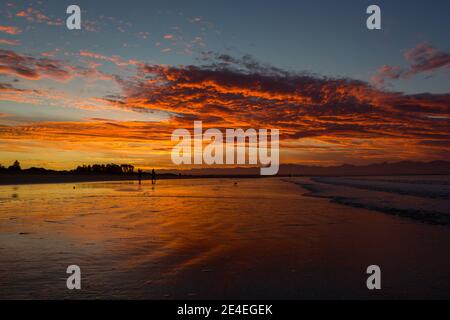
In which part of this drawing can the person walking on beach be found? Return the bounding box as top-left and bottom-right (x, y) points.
(151, 169), (156, 185)
(138, 169), (142, 184)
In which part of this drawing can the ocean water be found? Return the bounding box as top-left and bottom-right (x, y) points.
(1, 177), (450, 299)
(291, 175), (450, 225)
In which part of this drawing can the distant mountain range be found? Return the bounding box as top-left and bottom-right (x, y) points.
(159, 160), (450, 176)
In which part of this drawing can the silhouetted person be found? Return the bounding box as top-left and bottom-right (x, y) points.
(151, 169), (156, 184)
(138, 169), (143, 184)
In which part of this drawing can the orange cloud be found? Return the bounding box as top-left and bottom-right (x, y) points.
(0, 52), (449, 168)
(373, 43), (450, 85)
(15, 7), (63, 26)
(105, 55), (450, 159)
(79, 50), (141, 68)
(0, 25), (21, 35)
(0, 38), (20, 45)
(403, 42), (450, 78)
(0, 49), (117, 83)
(0, 49), (73, 80)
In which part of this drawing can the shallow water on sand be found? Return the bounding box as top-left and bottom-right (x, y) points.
(1, 178), (450, 299)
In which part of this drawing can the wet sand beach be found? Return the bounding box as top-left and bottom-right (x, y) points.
(1, 177), (450, 299)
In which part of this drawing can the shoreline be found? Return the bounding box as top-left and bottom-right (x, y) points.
(1, 172), (450, 186)
(285, 177), (450, 227)
(0, 173), (270, 186)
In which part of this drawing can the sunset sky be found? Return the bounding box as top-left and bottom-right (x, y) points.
(0, 0), (449, 170)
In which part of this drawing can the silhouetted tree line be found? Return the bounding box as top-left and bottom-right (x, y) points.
(74, 163), (135, 174)
(0, 160), (22, 172)
(0, 160), (137, 175)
